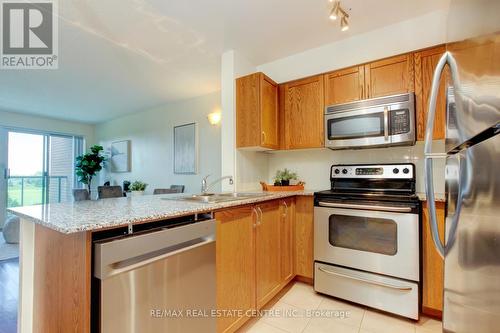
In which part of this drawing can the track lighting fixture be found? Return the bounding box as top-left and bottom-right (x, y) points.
(341, 16), (349, 31)
(329, 1), (340, 20)
(328, 1), (350, 32)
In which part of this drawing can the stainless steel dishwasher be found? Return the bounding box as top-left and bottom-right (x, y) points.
(94, 218), (216, 333)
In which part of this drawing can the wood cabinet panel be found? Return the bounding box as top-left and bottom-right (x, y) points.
(414, 45), (447, 141)
(294, 196), (314, 279)
(283, 76), (324, 149)
(261, 75), (280, 148)
(422, 201), (446, 317)
(365, 54), (414, 98)
(215, 206), (256, 333)
(324, 65), (365, 105)
(255, 200), (282, 308)
(33, 224), (91, 333)
(280, 198), (295, 285)
(236, 73), (279, 149)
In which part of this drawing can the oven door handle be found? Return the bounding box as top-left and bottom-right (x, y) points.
(318, 267), (413, 292)
(317, 201), (412, 213)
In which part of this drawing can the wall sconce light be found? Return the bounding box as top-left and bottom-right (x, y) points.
(207, 111), (221, 125)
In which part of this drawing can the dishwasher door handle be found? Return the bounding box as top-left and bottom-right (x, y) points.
(101, 236), (214, 279)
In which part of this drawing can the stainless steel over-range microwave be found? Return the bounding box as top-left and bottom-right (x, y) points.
(324, 93), (416, 149)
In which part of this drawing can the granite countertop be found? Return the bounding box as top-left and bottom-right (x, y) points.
(8, 191), (314, 234)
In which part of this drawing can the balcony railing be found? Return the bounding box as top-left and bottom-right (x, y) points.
(7, 175), (69, 208)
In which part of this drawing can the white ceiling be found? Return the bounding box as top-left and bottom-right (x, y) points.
(0, 0), (449, 124)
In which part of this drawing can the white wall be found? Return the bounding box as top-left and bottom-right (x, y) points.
(95, 92), (222, 194)
(257, 9), (448, 83)
(0, 109), (95, 145)
(266, 141), (446, 195)
(220, 50), (271, 191)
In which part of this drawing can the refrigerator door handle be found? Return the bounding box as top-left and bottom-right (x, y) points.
(424, 51), (460, 259)
(444, 154), (467, 253)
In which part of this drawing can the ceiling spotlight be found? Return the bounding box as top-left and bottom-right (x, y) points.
(329, 1), (340, 20)
(341, 16), (349, 31)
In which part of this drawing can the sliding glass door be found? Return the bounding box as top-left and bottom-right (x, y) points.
(0, 129), (84, 226)
(6, 132), (46, 209)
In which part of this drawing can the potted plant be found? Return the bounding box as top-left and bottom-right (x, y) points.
(75, 145), (106, 199)
(274, 168), (298, 186)
(129, 181), (148, 196)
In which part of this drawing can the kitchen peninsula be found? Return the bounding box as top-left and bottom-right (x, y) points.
(9, 191), (314, 333)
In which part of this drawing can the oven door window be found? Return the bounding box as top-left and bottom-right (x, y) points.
(327, 113), (384, 140)
(329, 214), (398, 255)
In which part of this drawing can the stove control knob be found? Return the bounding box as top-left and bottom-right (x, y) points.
(334, 168), (340, 175)
(342, 169), (348, 175)
(393, 168), (399, 174)
(403, 168), (410, 174)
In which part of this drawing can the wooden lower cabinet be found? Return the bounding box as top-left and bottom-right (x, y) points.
(215, 199), (296, 333)
(256, 201), (282, 308)
(280, 198), (295, 285)
(215, 206), (256, 333)
(422, 201), (446, 317)
(294, 196), (314, 279)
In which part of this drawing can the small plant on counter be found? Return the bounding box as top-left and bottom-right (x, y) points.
(75, 145), (106, 198)
(129, 181), (148, 192)
(274, 168), (298, 186)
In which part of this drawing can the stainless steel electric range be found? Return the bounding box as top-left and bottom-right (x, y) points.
(313, 163), (420, 320)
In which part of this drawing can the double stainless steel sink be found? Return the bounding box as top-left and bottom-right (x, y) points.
(166, 192), (272, 204)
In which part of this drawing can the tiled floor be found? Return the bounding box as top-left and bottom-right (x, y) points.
(240, 282), (442, 333)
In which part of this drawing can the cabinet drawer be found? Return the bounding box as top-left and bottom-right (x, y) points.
(314, 262), (419, 319)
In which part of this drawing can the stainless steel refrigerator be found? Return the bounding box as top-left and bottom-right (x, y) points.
(424, 0), (500, 332)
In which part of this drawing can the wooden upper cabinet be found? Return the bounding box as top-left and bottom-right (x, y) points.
(364, 53), (415, 99)
(414, 45), (447, 141)
(255, 200), (282, 309)
(324, 65), (365, 105)
(215, 206), (256, 333)
(236, 72), (279, 150)
(283, 75), (324, 149)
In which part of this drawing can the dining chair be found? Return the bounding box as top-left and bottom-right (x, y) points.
(73, 189), (90, 201)
(153, 188), (178, 195)
(98, 186), (124, 199)
(170, 185), (185, 193)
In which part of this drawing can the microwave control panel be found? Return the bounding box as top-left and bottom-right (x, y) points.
(390, 109), (410, 135)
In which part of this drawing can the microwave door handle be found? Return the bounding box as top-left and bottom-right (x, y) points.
(384, 107), (389, 141)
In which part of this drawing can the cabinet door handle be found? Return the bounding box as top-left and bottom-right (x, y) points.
(251, 208), (258, 228)
(282, 201), (288, 217)
(257, 207), (263, 225)
(261, 131), (266, 144)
